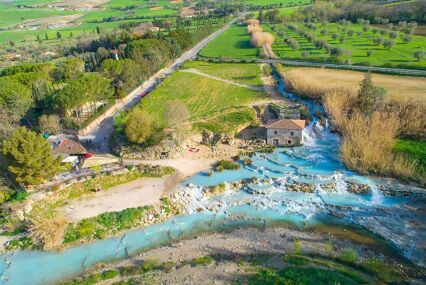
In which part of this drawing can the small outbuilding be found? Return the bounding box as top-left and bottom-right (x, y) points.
(48, 134), (90, 170)
(265, 119), (306, 146)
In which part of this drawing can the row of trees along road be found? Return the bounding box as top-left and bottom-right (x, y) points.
(0, 23), (217, 188)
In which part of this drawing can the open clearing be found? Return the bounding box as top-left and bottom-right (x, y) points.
(199, 24), (258, 59)
(285, 67), (426, 103)
(182, 61), (263, 87)
(132, 68), (265, 132)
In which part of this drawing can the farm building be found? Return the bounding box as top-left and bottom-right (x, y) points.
(48, 134), (91, 170)
(265, 119), (306, 146)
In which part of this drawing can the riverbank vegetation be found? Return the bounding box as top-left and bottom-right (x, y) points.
(1, 164), (174, 250)
(281, 65), (426, 185)
(62, 233), (418, 285)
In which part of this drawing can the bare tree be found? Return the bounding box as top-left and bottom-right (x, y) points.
(165, 100), (191, 146)
(39, 114), (61, 135)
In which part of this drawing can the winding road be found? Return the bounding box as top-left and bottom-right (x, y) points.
(80, 17), (239, 153)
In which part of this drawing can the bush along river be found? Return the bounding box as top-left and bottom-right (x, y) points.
(0, 68), (425, 285)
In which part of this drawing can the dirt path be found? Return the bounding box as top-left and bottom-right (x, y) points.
(124, 158), (216, 178)
(180, 68), (264, 91)
(62, 173), (181, 222)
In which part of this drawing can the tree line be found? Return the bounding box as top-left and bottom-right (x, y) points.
(0, 23), (217, 187)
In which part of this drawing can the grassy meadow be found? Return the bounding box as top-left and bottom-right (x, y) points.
(182, 61), (263, 86)
(130, 66), (264, 132)
(199, 24), (259, 59)
(282, 67), (426, 103)
(267, 22), (426, 69)
(242, 0), (311, 5)
(393, 139), (426, 171)
(0, 0), (182, 47)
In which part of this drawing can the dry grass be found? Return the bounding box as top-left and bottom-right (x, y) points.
(281, 65), (425, 182)
(385, 101), (426, 139)
(282, 67), (426, 103)
(28, 211), (68, 250)
(339, 111), (417, 178)
(245, 19), (260, 26)
(323, 90), (422, 182)
(323, 88), (357, 127)
(250, 31), (275, 48)
(247, 24), (262, 34)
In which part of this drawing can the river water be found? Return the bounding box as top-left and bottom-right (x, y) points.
(0, 69), (425, 285)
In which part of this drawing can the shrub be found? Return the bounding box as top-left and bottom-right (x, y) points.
(28, 212), (68, 250)
(215, 160), (240, 170)
(102, 269), (119, 279)
(383, 39), (396, 49)
(339, 248), (358, 264)
(160, 261), (177, 272)
(292, 239), (302, 255)
(215, 165), (224, 172)
(192, 256), (214, 266)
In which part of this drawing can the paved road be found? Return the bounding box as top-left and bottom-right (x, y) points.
(80, 17), (239, 153)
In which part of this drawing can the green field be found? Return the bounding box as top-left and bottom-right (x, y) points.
(0, 0), (183, 46)
(393, 139), (426, 170)
(183, 61), (263, 86)
(199, 24), (258, 59)
(0, 6), (78, 29)
(242, 0), (310, 5)
(129, 69), (264, 132)
(267, 22), (426, 69)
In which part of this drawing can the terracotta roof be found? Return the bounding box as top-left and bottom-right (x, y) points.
(265, 119), (306, 130)
(52, 138), (87, 155)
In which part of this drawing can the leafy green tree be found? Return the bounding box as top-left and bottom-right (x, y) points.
(389, 31), (398, 39)
(258, 9), (265, 23)
(38, 114), (61, 134)
(125, 109), (155, 144)
(165, 100), (190, 146)
(45, 32), (48, 40)
(169, 29), (193, 50)
(402, 34), (412, 43)
(414, 51), (425, 61)
(0, 77), (32, 119)
(383, 39), (396, 49)
(36, 35), (42, 43)
(56, 31), (62, 39)
(2, 127), (61, 186)
(53, 73), (112, 120)
(357, 73), (384, 115)
(287, 38), (299, 50)
(99, 59), (141, 95)
(373, 36), (384, 45)
(50, 58), (85, 82)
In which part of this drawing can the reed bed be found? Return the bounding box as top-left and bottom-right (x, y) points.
(281, 67), (425, 184)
